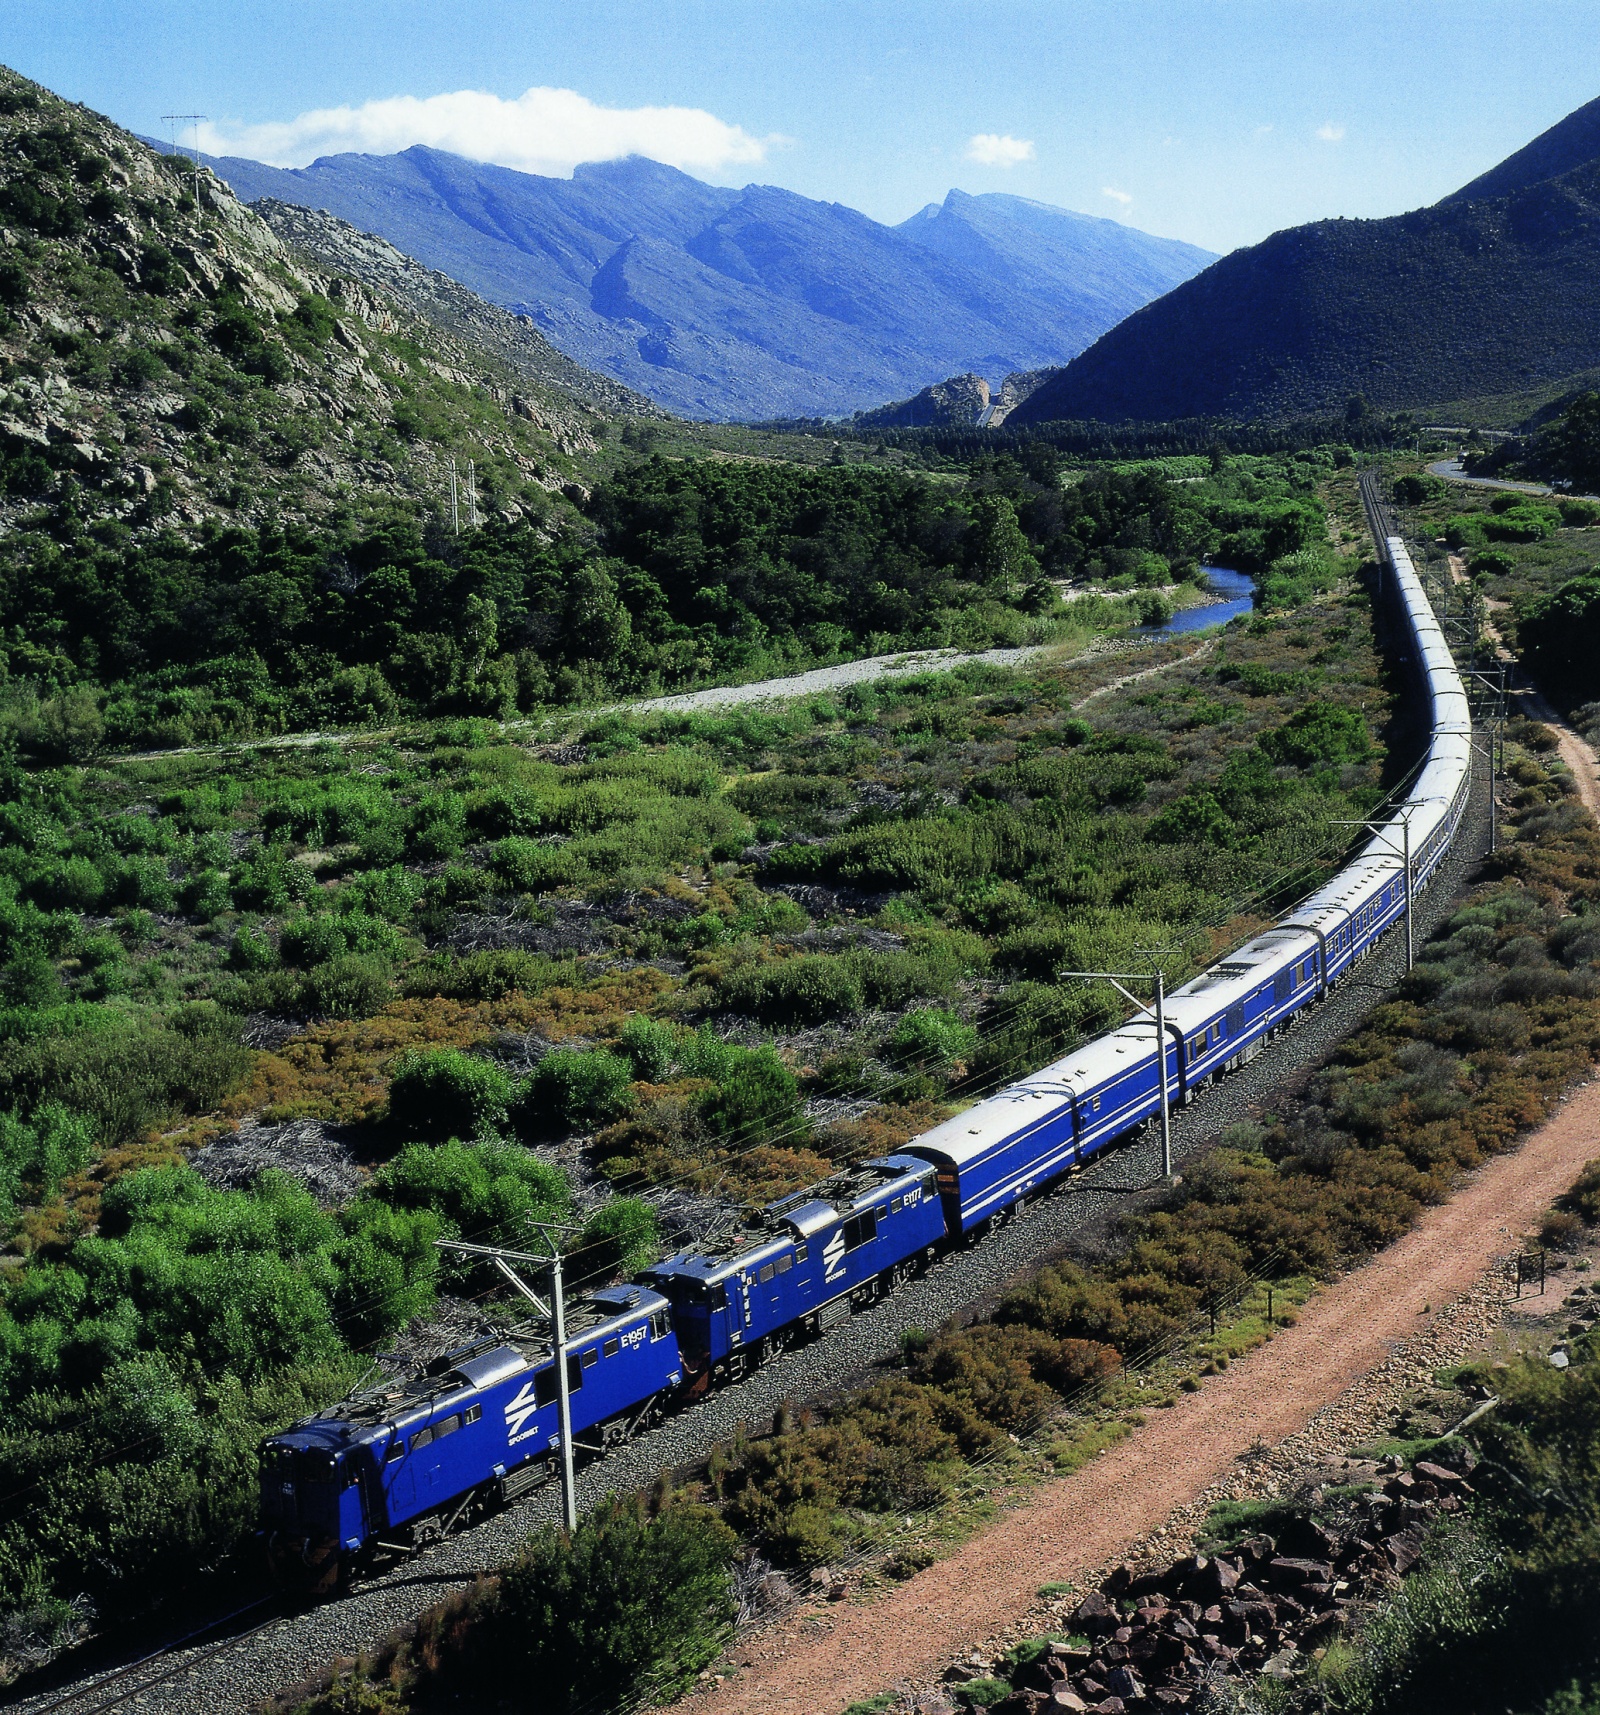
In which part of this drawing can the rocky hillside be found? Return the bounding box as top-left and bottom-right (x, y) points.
(0, 64), (632, 548)
(192, 146), (1214, 421)
(251, 199), (662, 421)
(1010, 97), (1600, 426)
(856, 371), (994, 428)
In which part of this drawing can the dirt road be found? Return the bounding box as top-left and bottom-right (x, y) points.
(692, 1078), (1600, 1715)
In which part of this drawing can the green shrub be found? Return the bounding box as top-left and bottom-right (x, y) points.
(520, 1049), (635, 1135)
(492, 836), (581, 894)
(618, 1014), (680, 1082)
(304, 954), (393, 1020)
(890, 1007), (978, 1068)
(718, 955), (865, 1025)
(0, 1101), (94, 1222)
(280, 911), (404, 967)
(436, 1498), (737, 1711)
(400, 949), (575, 1002)
(387, 1048), (518, 1140)
(576, 1198), (661, 1283)
(366, 1138), (569, 1257)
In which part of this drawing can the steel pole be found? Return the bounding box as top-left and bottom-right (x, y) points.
(1155, 970), (1171, 1179)
(1490, 735), (1498, 855)
(550, 1248), (578, 1534)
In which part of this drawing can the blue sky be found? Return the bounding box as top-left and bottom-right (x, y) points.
(5, 0), (1598, 253)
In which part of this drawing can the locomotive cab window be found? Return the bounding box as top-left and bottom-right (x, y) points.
(842, 1209), (877, 1251)
(650, 1309), (671, 1340)
(465, 1404), (481, 1424)
(794, 1242), (809, 1263)
(386, 1439), (405, 1463)
(758, 1263), (775, 1284)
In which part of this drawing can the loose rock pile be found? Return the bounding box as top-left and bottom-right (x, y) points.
(962, 1451), (1477, 1714)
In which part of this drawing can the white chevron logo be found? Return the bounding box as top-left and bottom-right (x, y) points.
(823, 1227), (846, 1282)
(504, 1380), (541, 1442)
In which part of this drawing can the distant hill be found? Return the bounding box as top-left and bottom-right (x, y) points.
(182, 145), (1213, 421)
(1443, 93), (1600, 204)
(1011, 98), (1600, 427)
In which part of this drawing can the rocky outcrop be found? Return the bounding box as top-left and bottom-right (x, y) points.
(961, 1450), (1478, 1713)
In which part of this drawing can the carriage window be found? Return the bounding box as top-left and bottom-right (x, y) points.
(1092, 1095), (1101, 1112)
(890, 1196), (902, 1213)
(758, 1263), (775, 1284)
(603, 1337), (620, 1358)
(776, 1254), (793, 1274)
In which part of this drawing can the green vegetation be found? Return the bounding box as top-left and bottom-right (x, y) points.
(287, 1496), (739, 1715)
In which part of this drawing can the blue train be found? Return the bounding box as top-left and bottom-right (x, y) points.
(262, 527), (1472, 1589)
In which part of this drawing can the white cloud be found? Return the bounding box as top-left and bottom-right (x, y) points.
(965, 133), (1035, 168)
(1316, 122), (1346, 143)
(197, 85), (774, 177)
(1102, 186), (1133, 206)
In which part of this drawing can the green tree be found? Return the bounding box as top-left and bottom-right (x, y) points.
(463, 1499), (738, 1711)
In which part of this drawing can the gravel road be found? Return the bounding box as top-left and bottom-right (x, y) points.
(6, 762), (1493, 1715)
(599, 643), (1063, 716)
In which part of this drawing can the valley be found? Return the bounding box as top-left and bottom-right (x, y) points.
(1, 36), (1600, 1715)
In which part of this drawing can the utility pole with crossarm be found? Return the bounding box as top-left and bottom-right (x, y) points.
(433, 1220), (584, 1533)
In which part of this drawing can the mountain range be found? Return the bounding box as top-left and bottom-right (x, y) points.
(184, 144), (1214, 420)
(1011, 95), (1600, 427)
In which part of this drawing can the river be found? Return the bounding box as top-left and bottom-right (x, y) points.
(1141, 564), (1255, 637)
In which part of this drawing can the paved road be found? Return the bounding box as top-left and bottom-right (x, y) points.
(1427, 458), (1600, 503)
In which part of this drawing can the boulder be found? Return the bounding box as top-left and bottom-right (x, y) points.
(1048, 1691), (1089, 1714)
(1265, 1558), (1335, 1587)
(1106, 1667), (1145, 1702)
(1072, 1592), (1120, 1634)
(1384, 1525), (1426, 1576)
